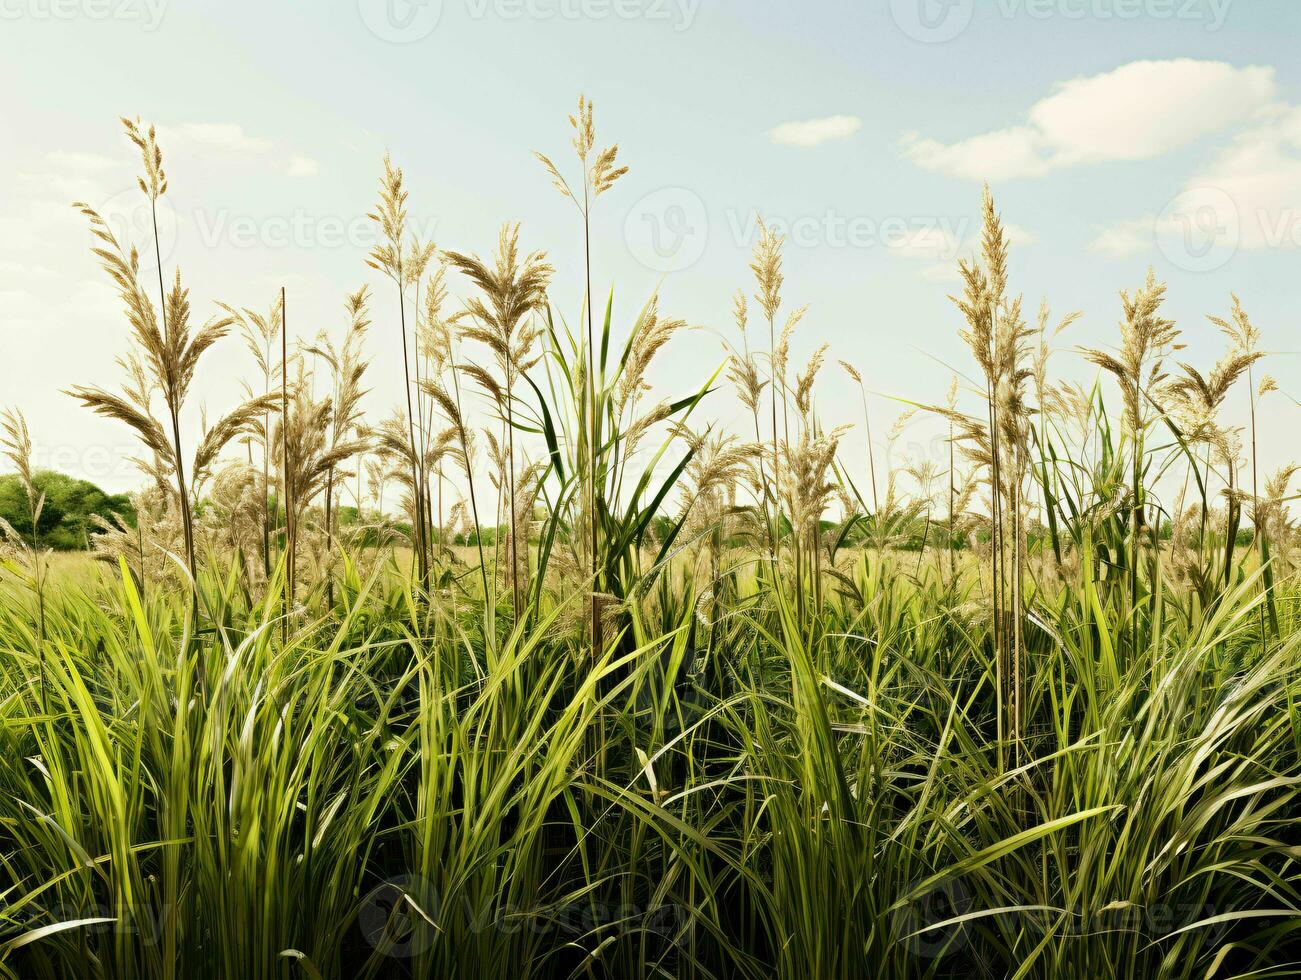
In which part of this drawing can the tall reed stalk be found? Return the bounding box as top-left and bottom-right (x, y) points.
(368, 155), (429, 585)
(536, 95), (627, 647)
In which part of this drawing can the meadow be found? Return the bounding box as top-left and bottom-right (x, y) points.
(0, 102), (1299, 979)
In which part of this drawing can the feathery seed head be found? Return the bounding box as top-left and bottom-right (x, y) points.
(536, 94), (628, 208)
(751, 218), (785, 323)
(732, 289), (748, 334)
(122, 117), (167, 201)
(445, 223), (553, 376)
(1209, 293), (1261, 355)
(367, 153), (409, 282)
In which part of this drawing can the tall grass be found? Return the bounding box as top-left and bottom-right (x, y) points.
(0, 104), (1299, 979)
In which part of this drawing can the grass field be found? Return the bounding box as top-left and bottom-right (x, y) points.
(0, 108), (1299, 979)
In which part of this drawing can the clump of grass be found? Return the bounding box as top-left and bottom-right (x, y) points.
(67, 120), (275, 637)
(0, 408), (49, 707)
(536, 95), (628, 645)
(368, 154), (431, 585)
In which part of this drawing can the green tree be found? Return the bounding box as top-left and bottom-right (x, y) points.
(0, 471), (134, 550)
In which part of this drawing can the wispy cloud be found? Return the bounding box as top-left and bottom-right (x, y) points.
(160, 122), (320, 179)
(287, 156), (320, 177)
(0, 259), (56, 279)
(902, 59), (1278, 180)
(167, 122), (274, 154)
(888, 225), (958, 261)
(45, 151), (115, 173)
(1003, 223), (1036, 247)
(1092, 103), (1301, 257)
(1090, 217), (1155, 258)
(889, 221), (1034, 264)
(920, 262), (961, 284)
(769, 114), (861, 148)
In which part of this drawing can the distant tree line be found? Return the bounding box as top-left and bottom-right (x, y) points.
(0, 471), (134, 551)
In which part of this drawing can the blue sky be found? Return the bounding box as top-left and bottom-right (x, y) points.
(2, 0), (1300, 495)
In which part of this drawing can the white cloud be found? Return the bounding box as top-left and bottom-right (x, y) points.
(889, 221), (1032, 267)
(287, 156), (320, 177)
(159, 124), (320, 179)
(167, 123), (274, 154)
(65, 278), (125, 320)
(45, 151), (115, 173)
(1003, 223), (1036, 247)
(0, 259), (56, 279)
(903, 60), (1278, 180)
(889, 225), (958, 261)
(920, 262), (961, 284)
(156, 123), (321, 179)
(17, 170), (111, 206)
(0, 288), (50, 332)
(1029, 60), (1275, 164)
(1193, 106), (1301, 250)
(1090, 217), (1153, 258)
(769, 115), (861, 148)
(902, 126), (1051, 181)
(1092, 104), (1301, 258)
